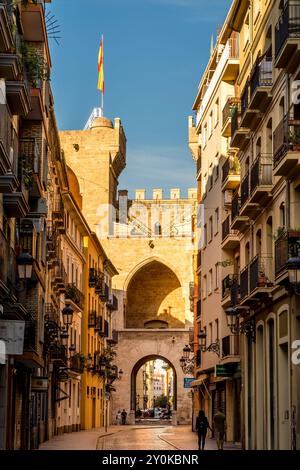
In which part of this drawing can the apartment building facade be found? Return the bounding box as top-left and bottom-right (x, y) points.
(190, 0), (300, 450)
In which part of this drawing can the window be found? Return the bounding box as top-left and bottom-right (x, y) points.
(215, 263), (219, 289)
(279, 202), (285, 228)
(209, 269), (213, 294)
(203, 275), (207, 298)
(209, 111), (213, 137)
(214, 154), (219, 181)
(215, 208), (219, 234)
(204, 224), (207, 247)
(215, 99), (219, 126)
(244, 13), (250, 49)
(203, 123), (207, 147)
(209, 322), (213, 343)
(209, 216), (213, 242)
(215, 319), (219, 341)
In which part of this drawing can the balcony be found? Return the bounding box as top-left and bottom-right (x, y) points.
(107, 294), (118, 311)
(94, 315), (103, 334)
(240, 265), (249, 301)
(249, 154), (273, 205)
(25, 85), (44, 121)
(249, 55), (273, 111)
(104, 319), (109, 337)
(196, 35), (239, 126)
(240, 256), (274, 305)
(20, 1), (48, 42)
(6, 80), (31, 117)
(46, 221), (57, 263)
(45, 303), (60, 326)
(0, 103), (15, 176)
(50, 344), (67, 367)
(65, 283), (84, 311)
(52, 260), (67, 293)
(275, 1), (300, 71)
(107, 329), (118, 346)
(88, 310), (97, 328)
(19, 138), (43, 198)
(275, 230), (300, 279)
(221, 154), (240, 191)
(222, 335), (240, 359)
(222, 215), (239, 250)
(230, 275), (240, 308)
(231, 190), (249, 232)
(231, 104), (250, 150)
(273, 114), (300, 177)
(222, 274), (235, 308)
(23, 316), (36, 352)
(0, 53), (21, 80)
(0, 3), (14, 52)
(52, 197), (65, 232)
(69, 354), (84, 374)
(239, 172), (260, 218)
(239, 81), (261, 131)
(96, 281), (109, 301)
(0, 229), (17, 296)
(89, 267), (99, 287)
(222, 97), (240, 138)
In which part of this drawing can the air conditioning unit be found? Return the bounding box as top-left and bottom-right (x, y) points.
(224, 190), (233, 206)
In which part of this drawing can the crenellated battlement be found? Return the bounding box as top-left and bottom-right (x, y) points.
(125, 188), (197, 202)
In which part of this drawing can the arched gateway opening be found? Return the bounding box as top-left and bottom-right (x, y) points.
(126, 260), (185, 329)
(131, 355), (177, 422)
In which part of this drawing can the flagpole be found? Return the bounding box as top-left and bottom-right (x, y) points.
(101, 34), (104, 117)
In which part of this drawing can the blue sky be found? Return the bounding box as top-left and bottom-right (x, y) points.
(49, 0), (231, 197)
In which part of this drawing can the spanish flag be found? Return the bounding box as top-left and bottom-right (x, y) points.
(98, 36), (104, 93)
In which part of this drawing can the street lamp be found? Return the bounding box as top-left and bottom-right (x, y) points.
(198, 330), (207, 352)
(179, 345), (194, 375)
(224, 307), (256, 342)
(197, 330), (220, 356)
(287, 256), (300, 295)
(62, 305), (74, 329)
(17, 251), (34, 279)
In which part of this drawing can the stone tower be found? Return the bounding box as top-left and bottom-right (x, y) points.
(60, 115), (196, 425)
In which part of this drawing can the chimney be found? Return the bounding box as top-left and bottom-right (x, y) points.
(118, 190), (128, 224)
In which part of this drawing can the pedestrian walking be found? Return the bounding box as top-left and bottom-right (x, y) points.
(116, 410), (122, 425)
(213, 408), (226, 450)
(121, 409), (127, 425)
(195, 410), (212, 450)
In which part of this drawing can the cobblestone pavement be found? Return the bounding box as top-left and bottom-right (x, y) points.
(39, 424), (241, 451)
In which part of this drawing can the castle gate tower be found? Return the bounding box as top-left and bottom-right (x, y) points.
(60, 115), (196, 424)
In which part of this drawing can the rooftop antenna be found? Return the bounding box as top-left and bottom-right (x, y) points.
(45, 12), (62, 45)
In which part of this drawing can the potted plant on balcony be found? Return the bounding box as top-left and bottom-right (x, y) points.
(257, 271), (268, 287)
(288, 128), (300, 151)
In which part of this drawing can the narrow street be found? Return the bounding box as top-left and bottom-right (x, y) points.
(39, 425), (241, 451)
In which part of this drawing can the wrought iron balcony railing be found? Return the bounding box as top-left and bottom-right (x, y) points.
(65, 283), (85, 310)
(275, 230), (300, 275)
(273, 114), (300, 169)
(250, 56), (273, 98)
(107, 294), (118, 311)
(222, 274), (235, 299)
(240, 172), (249, 207)
(275, 1), (300, 59)
(250, 154), (273, 194)
(88, 310), (97, 328)
(231, 190), (240, 222)
(222, 155), (240, 183)
(222, 335), (240, 357)
(222, 97), (240, 129)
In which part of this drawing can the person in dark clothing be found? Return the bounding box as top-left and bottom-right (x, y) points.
(195, 410), (212, 450)
(121, 409), (127, 425)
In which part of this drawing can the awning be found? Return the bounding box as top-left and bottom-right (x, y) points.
(191, 375), (212, 399)
(190, 374), (208, 387)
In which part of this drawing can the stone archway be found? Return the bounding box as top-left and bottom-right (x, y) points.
(130, 355), (177, 413)
(125, 260), (185, 329)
